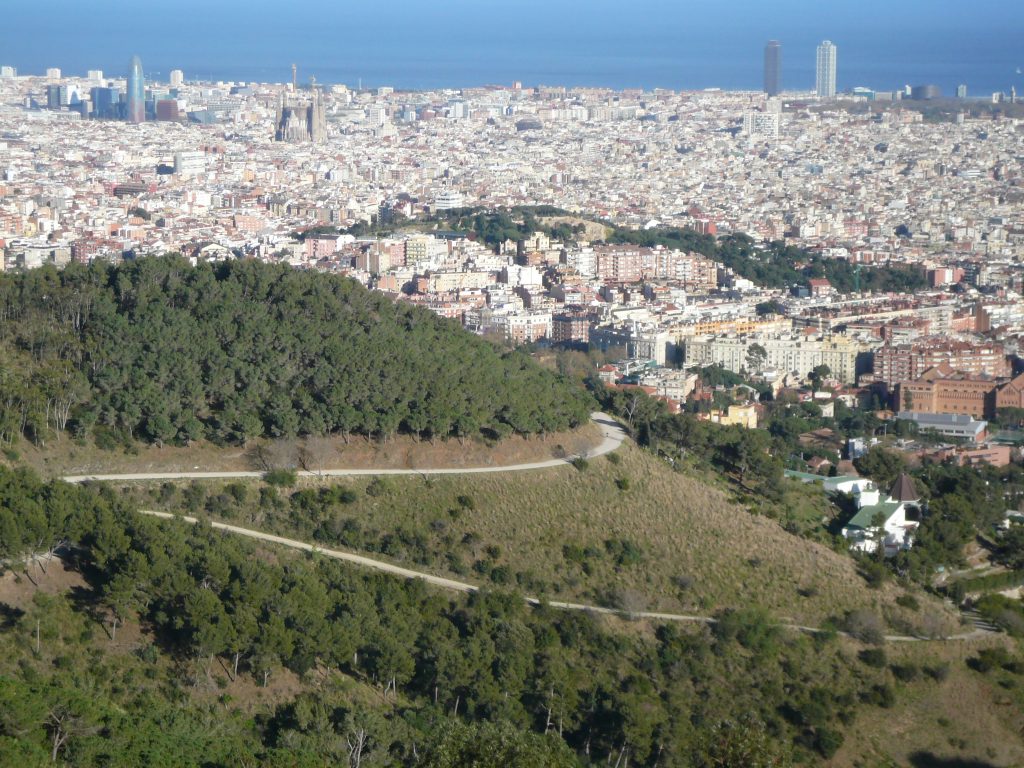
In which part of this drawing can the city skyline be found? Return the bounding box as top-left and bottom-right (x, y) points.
(1, 1), (1022, 94)
(4, 46), (1011, 104)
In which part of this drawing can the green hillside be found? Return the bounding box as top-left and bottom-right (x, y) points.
(0, 257), (591, 448)
(4, 466), (1022, 767)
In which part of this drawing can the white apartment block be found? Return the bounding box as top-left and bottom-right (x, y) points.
(685, 333), (871, 383)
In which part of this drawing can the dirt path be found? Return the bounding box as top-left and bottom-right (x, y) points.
(62, 413), (626, 484)
(137, 510), (993, 644)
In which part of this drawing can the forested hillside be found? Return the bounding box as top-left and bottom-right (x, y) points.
(1, 465), (989, 766)
(0, 257), (591, 447)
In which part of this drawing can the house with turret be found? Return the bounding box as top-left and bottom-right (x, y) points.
(840, 473), (922, 556)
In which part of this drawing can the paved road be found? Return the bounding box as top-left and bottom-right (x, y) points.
(63, 413), (626, 484)
(137, 510), (992, 643)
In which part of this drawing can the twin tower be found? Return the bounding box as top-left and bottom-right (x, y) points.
(763, 40), (838, 98)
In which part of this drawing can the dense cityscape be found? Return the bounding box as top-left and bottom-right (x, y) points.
(3, 54), (1024, 435)
(2, 16), (1024, 768)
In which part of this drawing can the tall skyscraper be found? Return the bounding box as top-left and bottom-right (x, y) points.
(816, 40), (837, 98)
(46, 84), (67, 110)
(764, 40), (781, 96)
(90, 86), (120, 119)
(127, 55), (145, 123)
(169, 69), (184, 88)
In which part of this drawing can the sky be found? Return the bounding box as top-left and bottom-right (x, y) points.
(1, 0), (1022, 92)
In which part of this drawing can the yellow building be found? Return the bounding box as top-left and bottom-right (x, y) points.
(705, 403), (759, 429)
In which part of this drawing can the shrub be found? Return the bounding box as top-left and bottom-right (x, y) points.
(924, 663), (951, 682)
(955, 570), (1024, 595)
(860, 560), (888, 589)
(975, 594), (1024, 637)
(445, 552), (467, 576)
(93, 425), (121, 451)
(158, 483), (177, 505)
(895, 594), (920, 611)
(712, 607), (779, 655)
(863, 683), (895, 708)
(814, 727), (844, 759)
(843, 609), (886, 645)
(604, 538), (643, 567)
(366, 477), (391, 497)
(205, 493), (234, 517)
(967, 647), (1012, 674)
(570, 457), (589, 471)
(183, 482), (207, 512)
(673, 574), (695, 591)
(562, 544), (586, 564)
(264, 469), (297, 487)
(606, 452), (622, 465)
(615, 477), (630, 491)
(456, 494), (476, 510)
(891, 663), (919, 682)
(858, 648), (887, 668)
(946, 580), (966, 605)
(1003, 659), (1024, 675)
(225, 482), (248, 504)
(337, 488), (359, 504)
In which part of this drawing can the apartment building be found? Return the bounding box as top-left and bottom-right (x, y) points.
(684, 333), (871, 384)
(874, 338), (1009, 385)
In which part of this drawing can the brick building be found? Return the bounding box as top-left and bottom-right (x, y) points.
(874, 338), (1009, 385)
(994, 373), (1024, 411)
(895, 365), (1000, 419)
(551, 312), (591, 344)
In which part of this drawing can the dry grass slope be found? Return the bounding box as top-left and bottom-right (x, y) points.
(229, 443), (955, 629)
(13, 422), (602, 477)
(830, 638), (1024, 767)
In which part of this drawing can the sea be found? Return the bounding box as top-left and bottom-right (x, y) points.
(2, 0), (1022, 97)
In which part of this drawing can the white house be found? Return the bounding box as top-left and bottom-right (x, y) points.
(840, 474), (921, 557)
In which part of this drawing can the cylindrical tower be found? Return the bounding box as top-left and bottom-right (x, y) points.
(127, 55), (145, 123)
